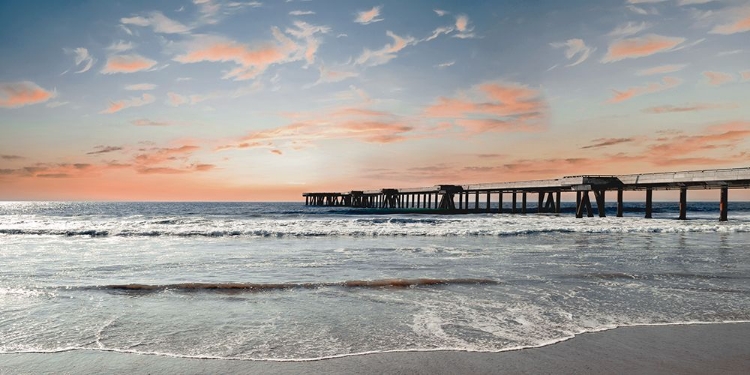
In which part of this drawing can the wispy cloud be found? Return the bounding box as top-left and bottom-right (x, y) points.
(100, 93), (155, 114)
(581, 137), (636, 149)
(132, 118), (171, 126)
(121, 11), (191, 34)
(64, 47), (96, 73)
(174, 23), (326, 80)
(741, 70), (750, 81)
(194, 0), (262, 25)
(435, 61), (455, 68)
(601, 34), (685, 63)
(636, 64), (687, 76)
(125, 83), (157, 91)
(289, 10), (315, 16)
(550, 39), (595, 67)
(313, 65), (358, 85)
(355, 6), (383, 24)
(101, 54), (157, 74)
(627, 5), (659, 15)
(0, 81), (56, 108)
(608, 76), (682, 103)
(678, 0), (714, 5)
(643, 103), (728, 114)
(703, 71), (735, 86)
(106, 41), (135, 53)
(424, 81), (547, 134)
(86, 146), (123, 155)
(708, 5), (750, 34)
(607, 21), (649, 37)
(424, 26), (454, 42)
(45, 101), (69, 108)
(453, 14), (475, 38)
(355, 31), (416, 67)
(1, 154), (25, 160)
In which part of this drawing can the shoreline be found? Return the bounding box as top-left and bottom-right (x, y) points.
(2, 322), (749, 374)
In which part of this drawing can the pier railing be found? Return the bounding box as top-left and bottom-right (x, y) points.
(303, 167), (750, 221)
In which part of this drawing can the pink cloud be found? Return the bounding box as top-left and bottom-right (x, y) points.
(0, 81), (55, 108)
(710, 14), (750, 35)
(423, 81), (547, 133)
(355, 6), (383, 24)
(100, 93), (155, 114)
(635, 64), (687, 76)
(608, 76), (682, 103)
(742, 71), (750, 81)
(174, 27), (316, 80)
(355, 31), (416, 66)
(601, 34), (685, 63)
(101, 54), (157, 74)
(703, 71), (735, 86)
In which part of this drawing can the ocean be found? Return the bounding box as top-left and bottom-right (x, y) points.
(1, 201), (749, 361)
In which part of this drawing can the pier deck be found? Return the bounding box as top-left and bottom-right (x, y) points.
(303, 167), (750, 221)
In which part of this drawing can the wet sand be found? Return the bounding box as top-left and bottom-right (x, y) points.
(1, 323), (749, 375)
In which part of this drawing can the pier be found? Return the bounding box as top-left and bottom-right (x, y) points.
(303, 167), (750, 221)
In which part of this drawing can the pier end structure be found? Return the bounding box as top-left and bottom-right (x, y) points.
(303, 167), (750, 221)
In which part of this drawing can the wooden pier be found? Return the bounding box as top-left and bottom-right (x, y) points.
(303, 167), (750, 221)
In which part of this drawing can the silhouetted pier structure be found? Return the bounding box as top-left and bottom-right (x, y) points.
(304, 167), (750, 221)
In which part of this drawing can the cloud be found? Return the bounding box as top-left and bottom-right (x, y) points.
(86, 146), (123, 155)
(643, 103), (727, 114)
(194, 0), (262, 25)
(313, 65), (358, 85)
(703, 71), (735, 86)
(424, 26), (454, 42)
(601, 34), (685, 62)
(608, 76), (682, 103)
(647, 121), (750, 157)
(106, 40), (135, 53)
(453, 14), (475, 38)
(627, 5), (659, 15)
(174, 23), (325, 80)
(289, 10), (315, 16)
(742, 70), (750, 81)
(134, 145), (200, 166)
(121, 11), (191, 34)
(0, 81), (56, 108)
(355, 31), (416, 67)
(678, 0), (714, 5)
(101, 54), (158, 74)
(125, 83), (157, 91)
(5, 162), (131, 178)
(607, 21), (649, 37)
(1, 154), (24, 160)
(635, 64), (687, 76)
(550, 39), (595, 67)
(435, 61), (455, 68)
(45, 101), (69, 108)
(434, 9), (449, 16)
(424, 81), (547, 134)
(100, 93), (155, 114)
(132, 118), (171, 126)
(64, 47), (96, 73)
(355, 6), (383, 24)
(709, 5), (750, 34)
(581, 138), (636, 149)
(167, 92), (206, 106)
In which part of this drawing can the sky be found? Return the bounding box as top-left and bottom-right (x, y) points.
(1, 0), (749, 201)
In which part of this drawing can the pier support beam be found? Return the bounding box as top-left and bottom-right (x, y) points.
(465, 192), (470, 211)
(522, 192), (527, 214)
(475, 192), (480, 210)
(616, 188), (623, 217)
(576, 191), (593, 218)
(720, 186), (728, 222)
(555, 191), (561, 214)
(486, 192), (491, 212)
(498, 192), (503, 214)
(538, 192), (544, 214)
(645, 189), (653, 219)
(512, 192), (517, 214)
(593, 189), (606, 218)
(679, 187), (687, 220)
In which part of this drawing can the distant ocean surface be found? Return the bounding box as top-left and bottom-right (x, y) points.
(1, 201), (750, 361)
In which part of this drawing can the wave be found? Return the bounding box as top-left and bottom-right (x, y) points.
(84, 278), (498, 294)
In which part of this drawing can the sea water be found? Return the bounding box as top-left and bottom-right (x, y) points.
(1, 201), (749, 360)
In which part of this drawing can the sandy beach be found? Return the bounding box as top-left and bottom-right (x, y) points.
(2, 322), (748, 375)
